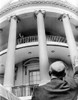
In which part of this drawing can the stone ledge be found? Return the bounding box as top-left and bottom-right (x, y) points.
(0, 0), (78, 17)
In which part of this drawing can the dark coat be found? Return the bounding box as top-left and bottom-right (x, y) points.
(32, 68), (78, 100)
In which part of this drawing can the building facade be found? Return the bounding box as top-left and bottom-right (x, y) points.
(0, 0), (78, 100)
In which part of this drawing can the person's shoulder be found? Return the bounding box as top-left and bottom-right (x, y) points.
(33, 85), (43, 92)
(34, 81), (51, 91)
(33, 85), (39, 91)
(39, 80), (50, 86)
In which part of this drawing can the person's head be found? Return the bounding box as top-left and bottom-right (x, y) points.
(49, 61), (66, 79)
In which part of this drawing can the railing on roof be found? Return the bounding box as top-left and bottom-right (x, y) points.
(12, 84), (38, 97)
(17, 35), (67, 45)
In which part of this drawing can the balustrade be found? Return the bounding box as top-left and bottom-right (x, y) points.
(17, 35), (67, 45)
(12, 84), (38, 97)
(0, 35), (67, 52)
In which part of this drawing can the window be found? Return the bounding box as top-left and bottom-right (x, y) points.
(29, 70), (40, 85)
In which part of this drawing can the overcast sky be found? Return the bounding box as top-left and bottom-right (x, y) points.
(0, 0), (78, 9)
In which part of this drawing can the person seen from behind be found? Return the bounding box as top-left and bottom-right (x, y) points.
(31, 60), (78, 100)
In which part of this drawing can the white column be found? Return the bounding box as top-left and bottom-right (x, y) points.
(35, 10), (50, 84)
(0, 29), (3, 51)
(3, 16), (17, 91)
(62, 14), (78, 66)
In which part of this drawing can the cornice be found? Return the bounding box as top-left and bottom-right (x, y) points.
(0, 0), (78, 17)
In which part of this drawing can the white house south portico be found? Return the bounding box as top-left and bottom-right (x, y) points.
(0, 0), (78, 100)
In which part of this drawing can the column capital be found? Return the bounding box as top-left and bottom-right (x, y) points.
(8, 15), (20, 23)
(58, 14), (70, 21)
(34, 10), (46, 18)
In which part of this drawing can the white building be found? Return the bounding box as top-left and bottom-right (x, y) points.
(0, 0), (78, 100)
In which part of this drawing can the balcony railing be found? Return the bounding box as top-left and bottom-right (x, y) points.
(0, 35), (67, 52)
(17, 35), (67, 45)
(12, 84), (38, 97)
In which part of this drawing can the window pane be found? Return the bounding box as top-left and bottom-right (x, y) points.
(29, 70), (40, 85)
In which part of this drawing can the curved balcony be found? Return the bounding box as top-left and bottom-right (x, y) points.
(0, 35), (67, 52)
(0, 0), (78, 17)
(17, 35), (67, 45)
